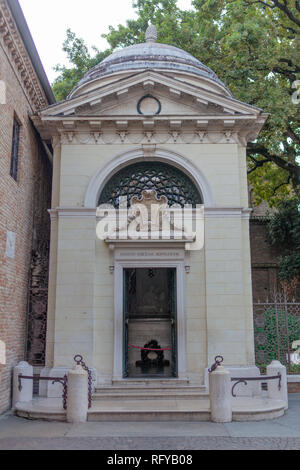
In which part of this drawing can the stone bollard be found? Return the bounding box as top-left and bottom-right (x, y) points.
(267, 360), (288, 410)
(67, 365), (88, 423)
(13, 361), (33, 407)
(209, 366), (232, 423)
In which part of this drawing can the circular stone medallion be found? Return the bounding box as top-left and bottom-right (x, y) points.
(137, 95), (162, 116)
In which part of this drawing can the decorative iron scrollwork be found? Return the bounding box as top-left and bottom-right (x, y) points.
(231, 373), (282, 397)
(98, 161), (202, 208)
(18, 375), (68, 410)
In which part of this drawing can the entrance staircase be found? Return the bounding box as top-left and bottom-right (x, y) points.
(89, 379), (210, 421)
(15, 379), (286, 422)
(95, 379), (206, 398)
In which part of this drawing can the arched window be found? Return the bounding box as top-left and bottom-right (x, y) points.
(98, 161), (203, 208)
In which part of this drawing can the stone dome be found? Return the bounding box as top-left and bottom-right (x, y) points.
(69, 25), (230, 98)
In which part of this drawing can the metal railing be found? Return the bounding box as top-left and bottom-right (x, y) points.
(18, 354), (93, 410)
(18, 374), (68, 409)
(231, 373), (281, 397)
(208, 356), (282, 398)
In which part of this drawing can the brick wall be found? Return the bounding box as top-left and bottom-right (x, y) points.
(250, 219), (281, 302)
(0, 38), (51, 414)
(288, 382), (300, 393)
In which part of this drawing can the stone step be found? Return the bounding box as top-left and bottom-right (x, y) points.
(95, 385), (206, 393)
(111, 378), (191, 387)
(88, 398), (211, 422)
(92, 390), (208, 401)
(94, 380), (207, 401)
(88, 409), (211, 422)
(94, 385), (207, 398)
(15, 397), (286, 423)
(87, 398), (286, 422)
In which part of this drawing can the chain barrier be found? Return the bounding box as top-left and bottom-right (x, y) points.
(208, 355), (224, 373)
(74, 355), (93, 409)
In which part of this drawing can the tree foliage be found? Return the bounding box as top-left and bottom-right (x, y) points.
(52, 29), (111, 101)
(52, 0), (300, 205)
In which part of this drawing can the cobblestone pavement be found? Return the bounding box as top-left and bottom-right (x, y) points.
(0, 436), (300, 450)
(0, 394), (299, 451)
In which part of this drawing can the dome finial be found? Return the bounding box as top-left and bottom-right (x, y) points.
(146, 24), (158, 43)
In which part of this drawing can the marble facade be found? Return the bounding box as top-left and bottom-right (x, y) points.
(33, 26), (268, 390)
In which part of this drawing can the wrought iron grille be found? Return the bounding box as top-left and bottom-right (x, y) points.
(10, 118), (20, 181)
(26, 141), (51, 368)
(98, 162), (203, 208)
(253, 292), (300, 372)
(26, 244), (49, 366)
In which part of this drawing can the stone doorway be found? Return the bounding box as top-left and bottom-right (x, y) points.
(123, 268), (178, 378)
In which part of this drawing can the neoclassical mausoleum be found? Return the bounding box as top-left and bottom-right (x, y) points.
(33, 25), (269, 398)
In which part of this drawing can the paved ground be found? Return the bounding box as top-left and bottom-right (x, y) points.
(0, 394), (300, 450)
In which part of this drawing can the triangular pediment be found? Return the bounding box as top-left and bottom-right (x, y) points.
(34, 71), (268, 144)
(75, 88), (226, 118)
(40, 71), (262, 119)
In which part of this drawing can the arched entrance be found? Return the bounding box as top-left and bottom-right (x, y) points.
(98, 161), (203, 208)
(98, 156), (203, 379)
(84, 147), (215, 208)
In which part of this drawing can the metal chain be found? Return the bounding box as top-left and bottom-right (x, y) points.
(74, 355), (92, 409)
(208, 355), (224, 373)
(62, 375), (68, 410)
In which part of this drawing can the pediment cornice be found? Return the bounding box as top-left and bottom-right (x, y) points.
(39, 71), (262, 118)
(32, 115), (267, 147)
(33, 71), (268, 145)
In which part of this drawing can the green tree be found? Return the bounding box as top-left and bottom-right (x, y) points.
(52, 29), (111, 102)
(52, 0), (300, 205)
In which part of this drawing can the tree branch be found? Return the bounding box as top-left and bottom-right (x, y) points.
(273, 65), (297, 83)
(287, 126), (300, 145)
(247, 155), (272, 174)
(279, 24), (298, 35)
(254, 0), (276, 8)
(278, 58), (300, 72)
(267, 1), (300, 27)
(249, 0), (300, 27)
(247, 143), (300, 191)
(272, 175), (291, 195)
(247, 142), (296, 172)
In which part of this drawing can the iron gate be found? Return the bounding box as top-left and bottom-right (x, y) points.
(254, 292), (300, 371)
